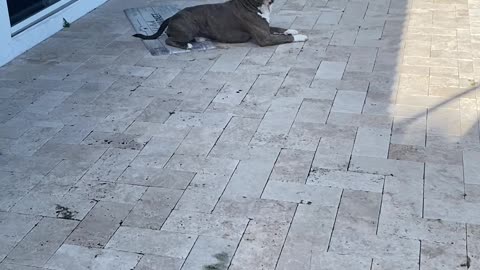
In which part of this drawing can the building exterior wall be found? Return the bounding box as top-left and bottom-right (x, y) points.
(0, 0), (108, 66)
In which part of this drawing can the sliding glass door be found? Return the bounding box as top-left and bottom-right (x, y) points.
(7, 0), (61, 26)
(7, 0), (76, 35)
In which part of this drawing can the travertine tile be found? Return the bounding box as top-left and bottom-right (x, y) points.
(10, 126), (62, 156)
(213, 74), (258, 105)
(162, 210), (249, 241)
(310, 153), (350, 171)
(372, 257), (419, 270)
(66, 201), (133, 248)
(182, 236), (237, 270)
(175, 127), (223, 157)
(329, 232), (420, 262)
(209, 143), (280, 162)
(0, 262), (45, 270)
(5, 218), (78, 267)
(346, 47), (378, 73)
(175, 173), (232, 213)
(209, 47), (250, 72)
(328, 112), (393, 129)
(276, 204), (338, 270)
(82, 132), (149, 150)
(331, 91), (367, 113)
(314, 61), (347, 80)
(316, 135), (356, 156)
(295, 98), (332, 124)
(68, 180), (147, 204)
(379, 216), (466, 244)
(229, 219), (290, 270)
(0, 171), (43, 211)
(118, 167), (195, 189)
(123, 187), (183, 230)
(0, 212), (41, 261)
(134, 255), (183, 270)
(330, 28), (359, 46)
(421, 240), (467, 270)
(424, 163), (464, 203)
(11, 192), (96, 220)
(221, 159), (276, 199)
(80, 148), (139, 182)
(250, 98), (302, 146)
(352, 127), (391, 158)
(45, 244), (141, 270)
(269, 148), (314, 183)
(215, 117), (261, 145)
(165, 155), (239, 176)
(349, 156), (424, 179)
(468, 224), (480, 268)
(262, 181), (342, 206)
(213, 197), (296, 223)
(308, 169), (384, 192)
(464, 150), (480, 185)
(334, 190), (382, 235)
(282, 68), (317, 89)
(106, 227), (196, 259)
(34, 143), (107, 163)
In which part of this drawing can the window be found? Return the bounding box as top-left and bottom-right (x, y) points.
(7, 0), (61, 26)
(7, 0), (76, 35)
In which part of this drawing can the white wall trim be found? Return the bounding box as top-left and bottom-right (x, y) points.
(0, 0), (108, 67)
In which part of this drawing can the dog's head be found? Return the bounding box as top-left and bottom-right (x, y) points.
(256, 0), (274, 9)
(263, 0), (274, 11)
(238, 0), (274, 12)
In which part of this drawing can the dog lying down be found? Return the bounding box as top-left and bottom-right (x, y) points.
(133, 0), (308, 49)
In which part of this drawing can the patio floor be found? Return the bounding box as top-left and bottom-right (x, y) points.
(1, 0), (480, 269)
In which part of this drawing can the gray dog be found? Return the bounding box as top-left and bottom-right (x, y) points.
(133, 0), (308, 49)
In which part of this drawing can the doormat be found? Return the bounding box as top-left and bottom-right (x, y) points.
(124, 6), (216, 55)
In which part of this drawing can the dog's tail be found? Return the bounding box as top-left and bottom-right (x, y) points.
(133, 18), (170, 40)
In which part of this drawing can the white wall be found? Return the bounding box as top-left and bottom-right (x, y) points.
(0, 0), (108, 67)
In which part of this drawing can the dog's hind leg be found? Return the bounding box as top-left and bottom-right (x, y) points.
(164, 19), (196, 50)
(165, 38), (193, 50)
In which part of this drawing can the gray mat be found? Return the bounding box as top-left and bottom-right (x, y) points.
(124, 6), (216, 55)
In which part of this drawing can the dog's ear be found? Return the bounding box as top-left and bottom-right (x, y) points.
(237, 0), (267, 11)
(248, 0), (265, 8)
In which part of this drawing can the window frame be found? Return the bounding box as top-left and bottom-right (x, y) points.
(10, 0), (77, 36)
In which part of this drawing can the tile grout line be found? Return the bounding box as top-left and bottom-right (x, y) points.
(226, 219), (252, 269)
(375, 176), (386, 235)
(210, 160), (240, 214)
(326, 189), (344, 252)
(259, 148), (282, 199)
(179, 235), (200, 270)
(273, 203), (299, 270)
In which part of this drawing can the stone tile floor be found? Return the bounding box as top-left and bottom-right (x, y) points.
(1, 0), (480, 269)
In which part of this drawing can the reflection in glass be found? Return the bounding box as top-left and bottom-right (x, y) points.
(7, 0), (61, 26)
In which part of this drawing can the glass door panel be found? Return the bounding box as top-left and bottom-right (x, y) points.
(7, 0), (61, 26)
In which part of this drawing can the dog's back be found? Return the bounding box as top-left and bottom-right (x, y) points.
(169, 1), (246, 42)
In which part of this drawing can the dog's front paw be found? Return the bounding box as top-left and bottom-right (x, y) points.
(284, 29), (299, 35)
(293, 34), (308, 42)
(187, 43), (193, 49)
